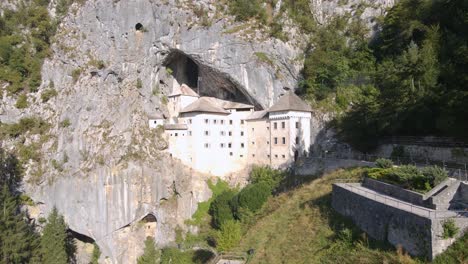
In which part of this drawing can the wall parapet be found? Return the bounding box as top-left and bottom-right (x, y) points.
(362, 178), (428, 207)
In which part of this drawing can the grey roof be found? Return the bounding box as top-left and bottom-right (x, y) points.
(179, 97), (253, 114)
(164, 124), (188, 130)
(246, 110), (268, 120)
(168, 84), (199, 97)
(179, 97), (230, 114)
(267, 92), (312, 112)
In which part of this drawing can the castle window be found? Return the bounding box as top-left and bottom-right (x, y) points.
(275, 154), (278, 158)
(274, 137), (278, 144)
(252, 142), (255, 145)
(228, 143), (232, 148)
(205, 119), (209, 124)
(281, 122), (285, 129)
(189, 131), (192, 136)
(252, 128), (254, 131)
(189, 119), (192, 124)
(241, 120), (244, 125)
(241, 143), (244, 148)
(204, 131), (209, 136)
(274, 122), (277, 129)
(229, 120), (233, 125)
(252, 154), (255, 157)
(241, 131), (244, 136)
(204, 143), (210, 148)
(282, 154), (286, 158)
(296, 122), (299, 128)
(221, 131), (225, 136)
(175, 133), (178, 136)
(267, 154), (270, 158)
(154, 121), (157, 124)
(230, 152), (233, 156)
(267, 141), (270, 144)
(214, 119), (217, 124)
(221, 120), (224, 125)
(220, 143), (225, 148)
(267, 126), (270, 130)
(229, 131), (232, 136)
(282, 137), (286, 144)
(295, 137), (299, 144)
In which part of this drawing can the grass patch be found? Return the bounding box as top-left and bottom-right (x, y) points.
(15, 94), (29, 109)
(254, 52), (274, 66)
(71, 68), (82, 83)
(235, 168), (423, 263)
(41, 88), (58, 103)
(0, 117), (50, 139)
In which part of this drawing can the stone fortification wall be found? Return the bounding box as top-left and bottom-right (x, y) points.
(332, 184), (433, 257)
(295, 157), (373, 176)
(374, 144), (468, 164)
(332, 183), (468, 259)
(362, 178), (427, 207)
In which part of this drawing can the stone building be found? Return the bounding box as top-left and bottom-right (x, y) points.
(154, 84), (312, 176)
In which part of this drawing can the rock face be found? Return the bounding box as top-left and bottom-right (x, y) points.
(0, 0), (396, 263)
(13, 0), (303, 262)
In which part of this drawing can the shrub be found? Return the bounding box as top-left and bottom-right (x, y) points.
(41, 88), (58, 103)
(442, 219), (459, 239)
(421, 166), (448, 187)
(90, 243), (101, 264)
(229, 0), (265, 22)
(231, 182), (270, 219)
(249, 166), (285, 193)
(136, 78), (143, 89)
(89, 59), (105, 69)
(209, 190), (236, 229)
(15, 94), (29, 109)
(60, 118), (71, 128)
(214, 220), (241, 252)
(375, 158), (393, 168)
(161, 95), (168, 105)
(0, 117), (50, 138)
(71, 68), (81, 83)
(160, 248), (192, 264)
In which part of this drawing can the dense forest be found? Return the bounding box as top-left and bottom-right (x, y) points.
(300, 0), (468, 150)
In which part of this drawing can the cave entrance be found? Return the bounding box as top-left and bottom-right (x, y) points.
(68, 229), (97, 264)
(135, 23), (143, 31)
(139, 213), (157, 238)
(163, 50), (261, 109)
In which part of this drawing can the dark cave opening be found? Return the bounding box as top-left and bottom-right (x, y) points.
(135, 23), (143, 31)
(141, 213), (157, 223)
(68, 229), (95, 244)
(163, 50), (262, 109)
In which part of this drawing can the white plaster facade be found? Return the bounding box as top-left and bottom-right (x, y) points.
(156, 84), (313, 176)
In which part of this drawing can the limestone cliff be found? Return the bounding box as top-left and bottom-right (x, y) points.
(0, 0), (394, 262)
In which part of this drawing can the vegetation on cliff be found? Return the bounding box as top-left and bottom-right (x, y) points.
(294, 0), (468, 150)
(0, 149), (75, 263)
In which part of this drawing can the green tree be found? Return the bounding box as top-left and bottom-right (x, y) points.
(0, 185), (40, 264)
(209, 190), (236, 229)
(137, 237), (159, 264)
(214, 220), (241, 252)
(90, 242), (101, 264)
(40, 207), (74, 264)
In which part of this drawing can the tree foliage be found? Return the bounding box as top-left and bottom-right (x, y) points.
(294, 0), (468, 150)
(40, 207), (75, 264)
(214, 220), (242, 252)
(0, 0), (55, 94)
(209, 190), (236, 229)
(0, 149), (40, 264)
(137, 237), (159, 264)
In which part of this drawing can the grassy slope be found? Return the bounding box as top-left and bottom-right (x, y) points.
(235, 168), (424, 264)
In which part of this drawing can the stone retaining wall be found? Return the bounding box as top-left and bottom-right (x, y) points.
(362, 178), (427, 207)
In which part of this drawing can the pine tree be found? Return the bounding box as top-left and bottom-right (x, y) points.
(0, 185), (39, 264)
(137, 237), (159, 264)
(40, 207), (72, 264)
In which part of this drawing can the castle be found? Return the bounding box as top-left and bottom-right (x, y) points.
(149, 84), (312, 176)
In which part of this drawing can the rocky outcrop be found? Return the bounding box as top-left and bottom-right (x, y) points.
(0, 0), (397, 262)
